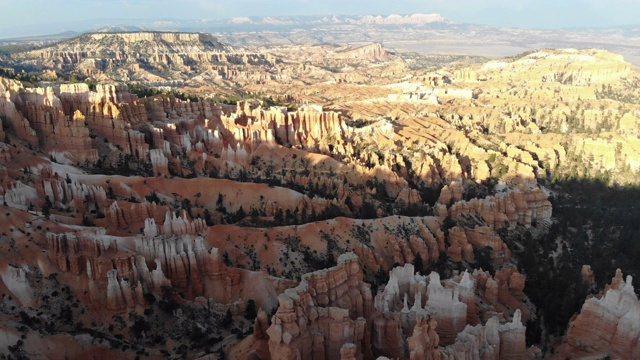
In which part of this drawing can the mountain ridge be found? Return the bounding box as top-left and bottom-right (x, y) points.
(2, 14), (639, 66)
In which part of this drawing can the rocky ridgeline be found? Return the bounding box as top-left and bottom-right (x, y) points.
(478, 49), (634, 86)
(14, 32), (276, 79)
(207, 216), (443, 277)
(327, 44), (388, 61)
(0, 79), (361, 217)
(208, 199), (550, 286)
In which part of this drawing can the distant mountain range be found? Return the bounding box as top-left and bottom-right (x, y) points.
(95, 24), (145, 33)
(3, 13), (639, 41)
(1, 13), (639, 66)
(224, 13), (449, 26)
(0, 13), (451, 41)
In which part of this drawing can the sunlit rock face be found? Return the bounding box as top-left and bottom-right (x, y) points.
(0, 78), (148, 163)
(478, 49), (634, 87)
(560, 270), (640, 360)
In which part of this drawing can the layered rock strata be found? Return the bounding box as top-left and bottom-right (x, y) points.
(560, 269), (640, 359)
(266, 253), (373, 360)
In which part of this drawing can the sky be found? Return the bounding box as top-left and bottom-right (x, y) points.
(1, 0), (639, 38)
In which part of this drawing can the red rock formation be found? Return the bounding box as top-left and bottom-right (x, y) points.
(208, 215), (444, 280)
(0, 78), (42, 147)
(254, 308), (271, 341)
(44, 228), (285, 313)
(371, 263), (530, 357)
(135, 234), (283, 309)
(446, 226), (478, 262)
(266, 253), (373, 360)
(106, 201), (167, 230)
(445, 187), (552, 228)
(497, 310), (528, 360)
(407, 314), (440, 360)
(142, 209), (207, 237)
(0, 79), (98, 162)
(425, 272), (468, 345)
(437, 181), (464, 205)
(371, 313), (404, 358)
(374, 266), (467, 348)
(56, 83), (149, 158)
(0, 266), (36, 307)
(442, 310), (527, 360)
(470, 268), (529, 322)
(339, 343), (359, 360)
(45, 230), (151, 311)
(559, 269), (640, 360)
(395, 186), (422, 207)
(148, 96), (356, 163)
(0, 77), (154, 162)
(149, 149), (169, 176)
(36, 168), (109, 211)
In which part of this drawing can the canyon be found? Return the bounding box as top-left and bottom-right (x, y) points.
(0, 30), (639, 359)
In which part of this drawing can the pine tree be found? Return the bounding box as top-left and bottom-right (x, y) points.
(42, 196), (52, 220)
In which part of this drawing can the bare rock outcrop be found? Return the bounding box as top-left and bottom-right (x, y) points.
(371, 263), (530, 358)
(45, 230), (151, 311)
(142, 209), (207, 237)
(442, 310), (527, 360)
(135, 234), (281, 309)
(479, 49), (634, 86)
(0, 77), (153, 163)
(0, 79), (98, 163)
(445, 187), (551, 229)
(373, 265), (467, 354)
(559, 269), (640, 359)
(36, 167), (109, 211)
(106, 201), (167, 230)
(0, 266), (36, 307)
(266, 252), (373, 360)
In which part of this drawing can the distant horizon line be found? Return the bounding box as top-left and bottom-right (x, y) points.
(1, 12), (639, 41)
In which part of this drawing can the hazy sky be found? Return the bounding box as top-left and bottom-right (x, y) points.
(1, 0), (639, 37)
